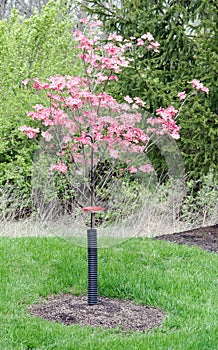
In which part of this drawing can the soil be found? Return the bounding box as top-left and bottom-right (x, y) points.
(155, 224), (218, 254)
(29, 224), (218, 333)
(29, 295), (166, 333)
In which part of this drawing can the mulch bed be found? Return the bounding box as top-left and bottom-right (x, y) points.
(29, 224), (217, 332)
(155, 224), (218, 254)
(29, 294), (166, 333)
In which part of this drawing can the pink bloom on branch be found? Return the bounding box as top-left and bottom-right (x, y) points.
(137, 38), (145, 46)
(188, 79), (209, 94)
(156, 106), (178, 118)
(147, 41), (160, 52)
(63, 135), (72, 143)
(109, 75), (119, 82)
(119, 112), (142, 127)
(108, 33), (124, 42)
(89, 20), (103, 28)
(141, 32), (154, 41)
(80, 18), (88, 24)
(41, 131), (53, 142)
(123, 41), (133, 48)
(165, 105), (179, 117)
(74, 133), (92, 145)
(56, 151), (65, 156)
(129, 166), (138, 173)
(177, 91), (186, 101)
(134, 97), (146, 107)
(170, 129), (180, 140)
(109, 149), (120, 159)
(103, 43), (122, 56)
(33, 104), (44, 111)
(33, 78), (49, 90)
(124, 95), (134, 104)
(50, 161), (67, 174)
(22, 78), (30, 86)
(48, 76), (67, 91)
(148, 105), (180, 139)
(139, 164), (154, 173)
(19, 125), (40, 138)
(132, 103), (139, 110)
(147, 122), (180, 139)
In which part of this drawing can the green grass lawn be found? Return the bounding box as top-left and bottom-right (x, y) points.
(0, 236), (217, 350)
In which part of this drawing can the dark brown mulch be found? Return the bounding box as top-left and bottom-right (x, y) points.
(155, 224), (218, 253)
(29, 224), (217, 333)
(29, 294), (166, 332)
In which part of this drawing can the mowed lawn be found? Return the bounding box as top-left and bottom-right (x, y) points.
(0, 236), (217, 350)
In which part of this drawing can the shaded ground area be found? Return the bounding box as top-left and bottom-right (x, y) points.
(155, 224), (218, 253)
(29, 224), (217, 332)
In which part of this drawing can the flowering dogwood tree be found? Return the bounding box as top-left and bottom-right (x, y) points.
(19, 19), (209, 224)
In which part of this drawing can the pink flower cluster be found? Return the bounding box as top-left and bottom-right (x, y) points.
(74, 22), (160, 77)
(50, 161), (67, 174)
(188, 79), (209, 94)
(74, 27), (129, 74)
(177, 79), (209, 102)
(129, 164), (154, 174)
(21, 73), (153, 172)
(147, 106), (180, 139)
(108, 30), (160, 52)
(22, 78), (30, 86)
(177, 91), (186, 101)
(134, 33), (160, 52)
(124, 96), (146, 108)
(18, 125), (40, 138)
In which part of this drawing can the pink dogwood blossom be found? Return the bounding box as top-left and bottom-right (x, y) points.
(22, 78), (30, 86)
(41, 131), (53, 142)
(188, 79), (209, 94)
(124, 95), (134, 104)
(139, 164), (154, 173)
(177, 91), (187, 101)
(19, 125), (40, 138)
(50, 161), (67, 174)
(129, 166), (138, 173)
(63, 135), (72, 144)
(147, 41), (160, 52)
(137, 38), (145, 46)
(147, 106), (180, 139)
(156, 106), (178, 119)
(108, 33), (124, 42)
(141, 32), (154, 41)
